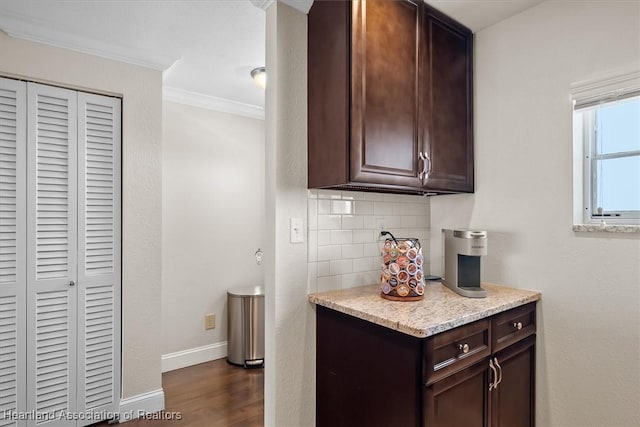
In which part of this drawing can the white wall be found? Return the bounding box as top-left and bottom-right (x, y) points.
(431, 1), (640, 426)
(0, 32), (163, 400)
(264, 2), (314, 426)
(161, 101), (265, 363)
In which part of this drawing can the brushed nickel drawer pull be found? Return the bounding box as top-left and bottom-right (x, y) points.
(513, 321), (523, 330)
(458, 343), (470, 354)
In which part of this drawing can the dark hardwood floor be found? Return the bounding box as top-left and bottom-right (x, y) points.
(93, 359), (263, 427)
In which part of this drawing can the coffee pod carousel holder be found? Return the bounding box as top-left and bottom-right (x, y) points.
(379, 231), (425, 301)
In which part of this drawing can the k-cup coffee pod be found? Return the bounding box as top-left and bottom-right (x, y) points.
(407, 263), (417, 275)
(397, 270), (409, 283)
(389, 263), (400, 275)
(415, 284), (425, 295)
(396, 284), (410, 297)
(381, 283), (391, 294)
(397, 256), (410, 269)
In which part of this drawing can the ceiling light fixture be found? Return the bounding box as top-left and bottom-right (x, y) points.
(251, 67), (266, 89)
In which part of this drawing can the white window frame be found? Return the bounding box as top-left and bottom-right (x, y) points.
(572, 69), (640, 226)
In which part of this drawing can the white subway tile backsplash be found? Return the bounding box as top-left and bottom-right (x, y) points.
(363, 192), (386, 201)
(317, 275), (341, 292)
(353, 229), (375, 243)
(330, 229), (353, 244)
(317, 261), (330, 277)
(401, 215), (417, 228)
(318, 245), (342, 261)
(308, 199), (318, 230)
(363, 270), (381, 285)
(318, 230), (331, 245)
(374, 201), (394, 215)
(332, 200), (353, 215)
(416, 215), (431, 228)
(384, 216), (402, 228)
(308, 190), (430, 292)
(363, 216), (382, 229)
(318, 214), (341, 230)
(341, 244), (364, 259)
(363, 242), (381, 257)
(308, 230), (318, 262)
(341, 191), (365, 200)
(353, 257), (374, 272)
(342, 215), (364, 229)
(307, 262), (317, 294)
(316, 189), (343, 199)
(354, 201), (374, 215)
(341, 272), (364, 289)
(330, 259), (353, 275)
(318, 199), (331, 214)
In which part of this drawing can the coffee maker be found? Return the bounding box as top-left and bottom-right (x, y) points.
(443, 229), (487, 298)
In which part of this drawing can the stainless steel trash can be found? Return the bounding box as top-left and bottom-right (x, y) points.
(227, 286), (264, 368)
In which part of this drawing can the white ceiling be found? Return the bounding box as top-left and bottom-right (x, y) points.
(0, 0), (544, 111)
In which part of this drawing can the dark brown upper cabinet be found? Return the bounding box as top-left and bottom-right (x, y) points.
(308, 0), (474, 194)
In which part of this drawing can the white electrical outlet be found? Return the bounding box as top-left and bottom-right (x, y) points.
(376, 218), (386, 241)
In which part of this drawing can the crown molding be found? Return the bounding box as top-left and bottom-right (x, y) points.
(249, 0), (275, 11)
(280, 0), (314, 14)
(250, 0), (314, 14)
(0, 11), (178, 70)
(163, 87), (265, 120)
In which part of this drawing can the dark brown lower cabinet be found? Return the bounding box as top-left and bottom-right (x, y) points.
(425, 360), (488, 427)
(490, 336), (536, 427)
(316, 303), (536, 427)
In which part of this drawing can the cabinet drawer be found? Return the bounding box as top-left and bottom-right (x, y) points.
(492, 302), (536, 352)
(424, 318), (490, 385)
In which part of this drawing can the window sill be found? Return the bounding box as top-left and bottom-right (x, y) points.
(573, 224), (640, 233)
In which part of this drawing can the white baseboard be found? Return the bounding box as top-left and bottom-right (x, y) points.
(161, 341), (228, 373)
(118, 388), (165, 421)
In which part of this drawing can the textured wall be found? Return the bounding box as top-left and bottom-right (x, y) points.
(430, 1), (640, 425)
(0, 32), (163, 399)
(161, 100), (265, 356)
(264, 2), (314, 426)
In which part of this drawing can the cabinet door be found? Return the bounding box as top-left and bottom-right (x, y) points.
(490, 335), (535, 427)
(422, 6), (474, 193)
(0, 77), (27, 427)
(26, 83), (78, 426)
(350, 0), (424, 188)
(317, 306), (422, 427)
(424, 359), (489, 427)
(76, 93), (121, 425)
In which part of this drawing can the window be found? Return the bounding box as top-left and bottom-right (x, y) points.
(572, 71), (640, 225)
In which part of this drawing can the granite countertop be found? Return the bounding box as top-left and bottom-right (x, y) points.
(308, 282), (541, 338)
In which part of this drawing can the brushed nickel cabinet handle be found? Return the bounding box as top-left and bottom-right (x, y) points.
(489, 359), (498, 391)
(494, 357), (503, 388)
(424, 152), (432, 179)
(418, 152), (427, 180)
(458, 343), (470, 354)
(513, 321), (523, 330)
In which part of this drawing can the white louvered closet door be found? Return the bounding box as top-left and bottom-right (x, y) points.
(0, 77), (27, 427)
(26, 83), (78, 426)
(76, 93), (121, 426)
